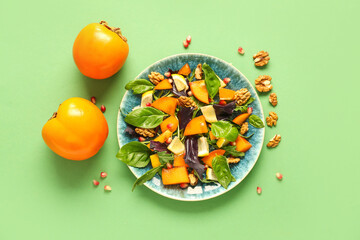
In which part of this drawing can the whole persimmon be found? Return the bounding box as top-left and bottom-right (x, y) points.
(42, 97), (109, 160)
(73, 20), (129, 79)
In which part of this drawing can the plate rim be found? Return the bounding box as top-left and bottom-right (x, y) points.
(117, 53), (265, 201)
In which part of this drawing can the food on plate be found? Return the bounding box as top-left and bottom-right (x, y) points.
(42, 97), (109, 160)
(117, 63), (264, 190)
(73, 20), (129, 79)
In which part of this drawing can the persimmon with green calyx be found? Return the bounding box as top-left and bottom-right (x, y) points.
(160, 115), (178, 133)
(177, 63), (191, 76)
(201, 149), (226, 168)
(232, 113), (251, 125)
(219, 88), (236, 100)
(189, 80), (209, 104)
(184, 115), (208, 136)
(162, 167), (190, 185)
(73, 21), (129, 79)
(154, 79), (173, 90)
(235, 135), (252, 152)
(42, 97), (108, 160)
(151, 97), (178, 115)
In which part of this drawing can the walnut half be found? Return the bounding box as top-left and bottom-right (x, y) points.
(269, 93), (278, 106)
(234, 88), (251, 105)
(178, 96), (198, 109)
(255, 75), (273, 92)
(195, 63), (203, 80)
(253, 51), (270, 67)
(227, 157), (241, 164)
(240, 122), (249, 135)
(267, 134), (281, 148)
(148, 72), (164, 85)
(135, 128), (156, 138)
(188, 173), (198, 187)
(266, 112), (278, 127)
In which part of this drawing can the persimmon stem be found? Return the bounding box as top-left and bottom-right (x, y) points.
(99, 20), (127, 42)
(49, 112), (57, 121)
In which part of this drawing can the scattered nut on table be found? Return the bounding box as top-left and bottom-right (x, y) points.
(266, 112), (278, 127)
(255, 75), (273, 92)
(269, 93), (278, 106)
(253, 50), (270, 67)
(267, 134), (281, 148)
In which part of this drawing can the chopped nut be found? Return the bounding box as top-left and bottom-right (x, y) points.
(266, 112), (278, 127)
(269, 93), (278, 106)
(188, 173), (198, 186)
(178, 96), (198, 109)
(195, 63), (203, 80)
(148, 72), (164, 85)
(135, 128), (156, 138)
(227, 157), (241, 164)
(240, 122), (249, 135)
(267, 134), (281, 148)
(255, 75), (273, 92)
(234, 88), (251, 105)
(253, 51), (270, 67)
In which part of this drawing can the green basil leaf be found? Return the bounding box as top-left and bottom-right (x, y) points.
(125, 79), (154, 94)
(132, 165), (164, 191)
(157, 151), (174, 164)
(222, 145), (245, 157)
(202, 63), (221, 99)
(116, 142), (152, 167)
(245, 97), (255, 106)
(211, 121), (239, 142)
(125, 107), (167, 128)
(212, 155), (236, 189)
(249, 115), (265, 128)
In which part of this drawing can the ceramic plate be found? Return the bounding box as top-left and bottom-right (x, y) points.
(117, 53), (265, 201)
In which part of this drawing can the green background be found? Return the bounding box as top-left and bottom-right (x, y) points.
(1, 0), (359, 239)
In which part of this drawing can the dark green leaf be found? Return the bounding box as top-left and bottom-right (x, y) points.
(249, 115), (265, 128)
(240, 133), (254, 139)
(222, 145), (245, 157)
(157, 151), (174, 164)
(202, 63), (221, 99)
(211, 121), (238, 142)
(125, 79), (154, 94)
(188, 68), (196, 82)
(207, 138), (218, 147)
(116, 142), (152, 167)
(125, 107), (167, 128)
(234, 97), (255, 112)
(194, 170), (215, 183)
(245, 97), (255, 106)
(212, 155), (236, 189)
(132, 165), (164, 191)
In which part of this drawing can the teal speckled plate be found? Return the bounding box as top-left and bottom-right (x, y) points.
(117, 53), (265, 201)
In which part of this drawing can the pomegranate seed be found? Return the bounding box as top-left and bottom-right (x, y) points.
(166, 137), (172, 144)
(100, 172), (107, 178)
(168, 79), (173, 84)
(183, 40), (189, 48)
(238, 46), (245, 55)
(257, 187), (262, 194)
(167, 123), (174, 129)
(187, 91), (193, 96)
(93, 180), (99, 186)
(247, 107), (253, 114)
(100, 105), (106, 113)
(180, 183), (189, 189)
(104, 185), (112, 191)
(166, 163), (173, 169)
(230, 141), (236, 146)
(276, 173), (283, 180)
(219, 100), (227, 105)
(91, 96), (96, 104)
(186, 35), (192, 43)
(138, 136), (145, 142)
(145, 102), (151, 107)
(164, 71), (171, 78)
(223, 78), (231, 84)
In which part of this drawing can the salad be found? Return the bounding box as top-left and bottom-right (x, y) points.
(117, 63), (264, 191)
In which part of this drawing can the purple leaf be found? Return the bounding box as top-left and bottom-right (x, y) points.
(213, 101), (236, 120)
(172, 81), (187, 97)
(149, 141), (170, 153)
(177, 107), (195, 130)
(184, 136), (205, 177)
(124, 125), (139, 138)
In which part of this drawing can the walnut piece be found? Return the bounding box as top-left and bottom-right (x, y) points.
(255, 75), (273, 92)
(148, 72), (164, 85)
(267, 134), (281, 148)
(135, 128), (156, 138)
(240, 122), (249, 135)
(234, 88), (251, 105)
(266, 112), (278, 127)
(253, 51), (270, 67)
(227, 157), (240, 164)
(188, 173), (198, 186)
(195, 63), (202, 80)
(269, 93), (278, 106)
(178, 96), (198, 109)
